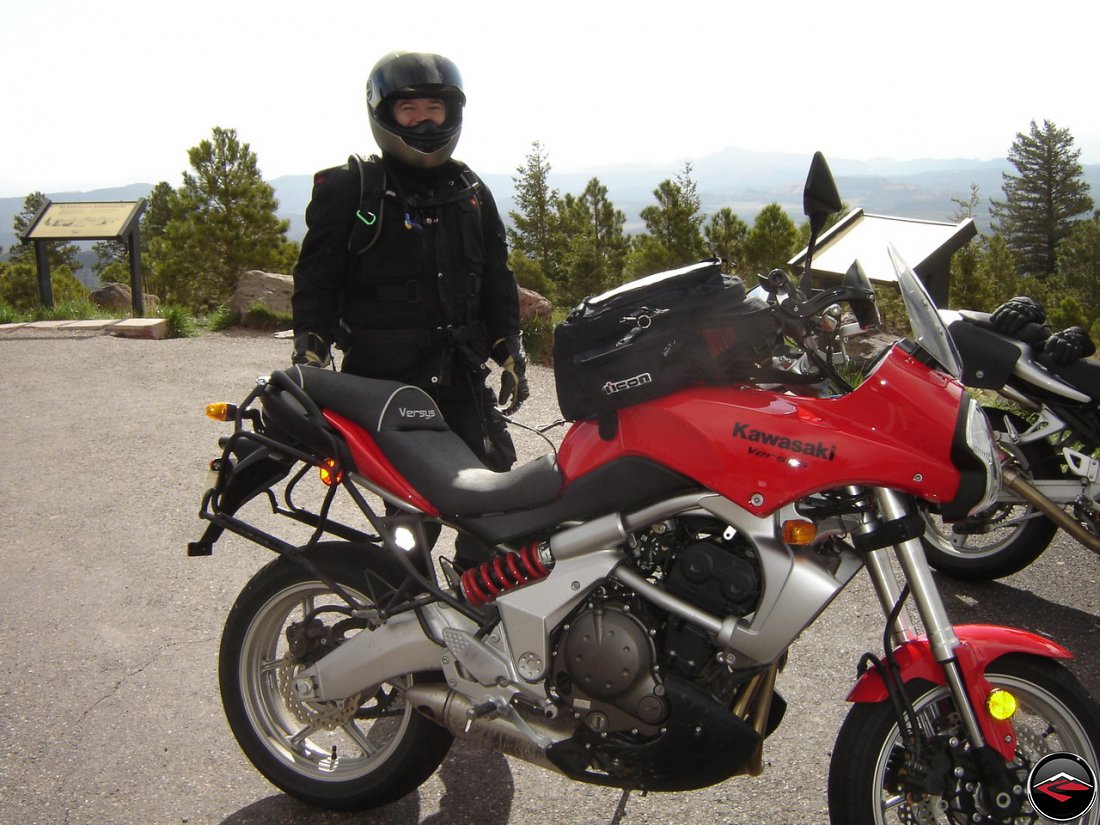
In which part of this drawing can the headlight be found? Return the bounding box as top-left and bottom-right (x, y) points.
(962, 398), (1001, 516)
(939, 395), (1001, 521)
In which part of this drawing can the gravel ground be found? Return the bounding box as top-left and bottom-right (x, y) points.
(0, 325), (1097, 825)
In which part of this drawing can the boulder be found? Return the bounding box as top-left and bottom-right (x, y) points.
(231, 270), (293, 317)
(518, 286), (552, 326)
(90, 282), (159, 314)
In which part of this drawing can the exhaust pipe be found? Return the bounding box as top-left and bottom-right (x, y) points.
(406, 685), (574, 772)
(1003, 468), (1100, 555)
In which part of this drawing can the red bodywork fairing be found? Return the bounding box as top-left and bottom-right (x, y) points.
(324, 409), (441, 516)
(557, 348), (965, 517)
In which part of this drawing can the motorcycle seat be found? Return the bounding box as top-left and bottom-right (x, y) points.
(1037, 353), (1100, 401)
(274, 368), (564, 516)
(951, 314), (1100, 400)
(957, 309), (1049, 343)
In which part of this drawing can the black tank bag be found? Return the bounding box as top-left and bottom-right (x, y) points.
(553, 260), (779, 425)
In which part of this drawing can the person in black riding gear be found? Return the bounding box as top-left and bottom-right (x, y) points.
(291, 51), (529, 474)
(291, 51), (529, 567)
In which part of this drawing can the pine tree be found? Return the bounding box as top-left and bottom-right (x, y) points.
(0, 262), (86, 311)
(742, 203), (799, 277)
(990, 119), (1093, 278)
(94, 181), (180, 287)
(1055, 211), (1100, 334)
(145, 127), (291, 310)
(508, 141), (561, 290)
(627, 163), (706, 277)
(555, 178), (628, 305)
(703, 207), (749, 274)
(979, 234), (1021, 307)
(948, 185), (1001, 310)
(638, 163), (706, 266)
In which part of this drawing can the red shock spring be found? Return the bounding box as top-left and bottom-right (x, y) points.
(460, 543), (550, 607)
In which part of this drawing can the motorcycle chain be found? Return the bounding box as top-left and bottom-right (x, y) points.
(277, 652), (362, 730)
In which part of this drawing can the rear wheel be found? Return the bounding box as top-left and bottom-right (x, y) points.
(921, 408), (1060, 580)
(828, 654), (1100, 824)
(219, 543), (452, 810)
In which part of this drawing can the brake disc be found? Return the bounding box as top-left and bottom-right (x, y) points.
(277, 652), (362, 730)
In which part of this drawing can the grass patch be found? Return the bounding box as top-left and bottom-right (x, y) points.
(158, 304), (198, 338)
(0, 297), (122, 324)
(206, 305), (240, 331)
(241, 303), (293, 330)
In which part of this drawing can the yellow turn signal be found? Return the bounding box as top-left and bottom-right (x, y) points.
(205, 402), (236, 421)
(782, 520), (817, 545)
(986, 688), (1018, 721)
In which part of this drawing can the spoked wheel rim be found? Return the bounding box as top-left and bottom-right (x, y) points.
(237, 579), (412, 783)
(922, 427), (1040, 562)
(920, 500), (1040, 561)
(870, 674), (1099, 824)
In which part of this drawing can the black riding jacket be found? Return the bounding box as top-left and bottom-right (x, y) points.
(291, 155), (520, 390)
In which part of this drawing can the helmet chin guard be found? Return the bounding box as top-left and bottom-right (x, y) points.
(366, 52), (465, 168)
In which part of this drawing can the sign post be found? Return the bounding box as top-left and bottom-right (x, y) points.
(21, 199), (148, 315)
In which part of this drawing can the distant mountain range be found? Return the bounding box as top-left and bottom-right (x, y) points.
(4, 147), (1098, 288)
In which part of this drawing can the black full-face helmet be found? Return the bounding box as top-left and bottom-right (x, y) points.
(366, 51), (466, 168)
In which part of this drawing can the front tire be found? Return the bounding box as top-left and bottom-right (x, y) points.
(828, 654), (1100, 824)
(219, 543), (453, 810)
(921, 408), (1060, 580)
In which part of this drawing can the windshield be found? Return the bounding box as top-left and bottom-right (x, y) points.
(889, 244), (962, 379)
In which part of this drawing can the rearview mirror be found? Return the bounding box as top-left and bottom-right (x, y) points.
(799, 152), (844, 295)
(804, 151), (843, 235)
(843, 260), (879, 329)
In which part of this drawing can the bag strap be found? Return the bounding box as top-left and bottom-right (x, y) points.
(347, 153), (389, 255)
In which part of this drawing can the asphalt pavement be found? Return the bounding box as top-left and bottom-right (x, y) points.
(0, 326), (1096, 825)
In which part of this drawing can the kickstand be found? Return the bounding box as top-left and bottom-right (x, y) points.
(610, 788), (632, 825)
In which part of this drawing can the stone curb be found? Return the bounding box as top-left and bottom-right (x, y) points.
(0, 318), (169, 339)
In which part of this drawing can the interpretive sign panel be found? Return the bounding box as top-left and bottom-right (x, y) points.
(20, 198), (147, 313)
(24, 201), (145, 241)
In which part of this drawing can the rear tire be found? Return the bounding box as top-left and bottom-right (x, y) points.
(921, 408), (1060, 580)
(219, 543), (453, 810)
(828, 654), (1100, 824)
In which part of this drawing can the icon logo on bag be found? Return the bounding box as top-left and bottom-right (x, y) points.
(1027, 752), (1096, 821)
(603, 372), (653, 395)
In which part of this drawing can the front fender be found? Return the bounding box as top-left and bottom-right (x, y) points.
(846, 624), (1072, 760)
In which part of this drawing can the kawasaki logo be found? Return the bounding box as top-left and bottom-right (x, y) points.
(399, 407), (437, 420)
(603, 372), (653, 395)
(733, 422), (836, 461)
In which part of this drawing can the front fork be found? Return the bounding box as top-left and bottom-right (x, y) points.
(866, 489), (1001, 756)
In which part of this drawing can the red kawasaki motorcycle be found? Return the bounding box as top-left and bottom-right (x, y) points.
(192, 155), (1100, 824)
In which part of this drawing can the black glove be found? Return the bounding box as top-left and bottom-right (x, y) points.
(492, 335), (529, 415)
(1044, 326), (1096, 366)
(291, 331), (331, 368)
(990, 296), (1046, 334)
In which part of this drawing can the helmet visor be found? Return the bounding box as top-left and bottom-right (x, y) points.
(368, 52), (466, 112)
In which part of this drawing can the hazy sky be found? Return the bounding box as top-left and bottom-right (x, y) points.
(2, 0), (1097, 197)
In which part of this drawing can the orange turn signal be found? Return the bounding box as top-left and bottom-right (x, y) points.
(319, 458), (344, 486)
(205, 402), (236, 421)
(782, 520), (817, 545)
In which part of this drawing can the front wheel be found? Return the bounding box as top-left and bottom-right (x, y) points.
(920, 408), (1060, 580)
(218, 543), (453, 810)
(828, 654), (1100, 824)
